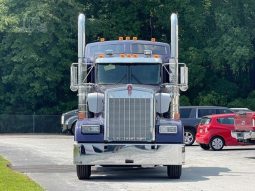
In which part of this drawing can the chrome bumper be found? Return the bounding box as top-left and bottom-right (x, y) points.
(231, 131), (255, 140)
(74, 143), (185, 166)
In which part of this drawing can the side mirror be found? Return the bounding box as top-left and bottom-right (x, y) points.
(180, 65), (188, 91)
(70, 63), (78, 92)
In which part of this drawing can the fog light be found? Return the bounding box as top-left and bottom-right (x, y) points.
(81, 125), (100, 134)
(159, 125), (177, 134)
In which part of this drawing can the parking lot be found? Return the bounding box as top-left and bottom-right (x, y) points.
(0, 135), (255, 191)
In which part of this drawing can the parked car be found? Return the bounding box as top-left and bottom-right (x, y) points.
(230, 108), (252, 113)
(196, 113), (245, 151)
(61, 109), (78, 135)
(180, 106), (234, 146)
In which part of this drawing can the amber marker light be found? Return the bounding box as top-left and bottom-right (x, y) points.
(126, 54), (132, 58)
(120, 54), (126, 58)
(126, 36), (130, 40)
(132, 37), (138, 41)
(153, 54), (160, 58)
(119, 37), (123, 40)
(98, 54), (105, 58)
(78, 111), (86, 120)
(174, 112), (180, 120)
(100, 38), (105, 42)
(151, 38), (156, 42)
(132, 54), (138, 58)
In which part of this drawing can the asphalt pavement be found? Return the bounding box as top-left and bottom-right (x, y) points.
(0, 135), (255, 191)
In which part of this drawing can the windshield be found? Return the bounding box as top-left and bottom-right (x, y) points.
(97, 63), (161, 85)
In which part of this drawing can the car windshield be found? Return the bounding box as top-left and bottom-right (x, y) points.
(97, 63), (161, 85)
(200, 117), (211, 125)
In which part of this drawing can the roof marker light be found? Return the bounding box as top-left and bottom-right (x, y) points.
(119, 37), (123, 40)
(132, 37), (137, 41)
(126, 36), (130, 40)
(98, 54), (105, 58)
(151, 38), (156, 42)
(153, 54), (160, 58)
(100, 38), (105, 42)
(132, 54), (138, 58)
(120, 54), (126, 58)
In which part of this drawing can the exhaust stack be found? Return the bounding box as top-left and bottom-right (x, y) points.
(78, 13), (87, 118)
(170, 13), (180, 120)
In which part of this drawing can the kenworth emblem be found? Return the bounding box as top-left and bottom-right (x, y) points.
(127, 84), (132, 96)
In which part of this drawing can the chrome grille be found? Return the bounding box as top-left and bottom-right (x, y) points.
(105, 89), (154, 142)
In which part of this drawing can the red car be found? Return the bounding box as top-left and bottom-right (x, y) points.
(196, 113), (243, 151)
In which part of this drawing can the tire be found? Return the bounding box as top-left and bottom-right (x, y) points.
(199, 144), (210, 150)
(209, 136), (224, 151)
(184, 129), (195, 146)
(167, 165), (182, 179)
(76, 165), (91, 180)
(70, 122), (76, 135)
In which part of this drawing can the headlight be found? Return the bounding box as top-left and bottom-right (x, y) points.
(159, 125), (177, 134)
(81, 125), (100, 134)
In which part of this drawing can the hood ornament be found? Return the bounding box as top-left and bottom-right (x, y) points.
(127, 84), (132, 96)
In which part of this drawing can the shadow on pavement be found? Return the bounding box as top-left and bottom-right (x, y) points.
(85, 166), (231, 182)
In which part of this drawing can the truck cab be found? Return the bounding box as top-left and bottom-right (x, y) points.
(70, 13), (188, 179)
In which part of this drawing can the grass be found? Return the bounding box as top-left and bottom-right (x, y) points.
(0, 156), (44, 191)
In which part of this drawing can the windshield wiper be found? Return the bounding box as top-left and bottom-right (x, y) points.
(131, 74), (144, 84)
(112, 74), (127, 84)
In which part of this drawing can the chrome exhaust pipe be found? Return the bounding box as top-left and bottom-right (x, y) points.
(78, 14), (85, 63)
(171, 13), (178, 61)
(170, 13), (180, 120)
(78, 13), (87, 116)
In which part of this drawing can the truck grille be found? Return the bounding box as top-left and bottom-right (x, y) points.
(105, 88), (154, 142)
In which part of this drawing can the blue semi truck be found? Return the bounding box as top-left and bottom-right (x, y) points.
(69, 13), (188, 179)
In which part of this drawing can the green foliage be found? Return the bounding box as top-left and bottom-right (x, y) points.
(180, 96), (191, 106)
(197, 91), (228, 106)
(0, 0), (255, 114)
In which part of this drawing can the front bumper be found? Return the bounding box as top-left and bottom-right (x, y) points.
(231, 131), (255, 141)
(74, 143), (185, 166)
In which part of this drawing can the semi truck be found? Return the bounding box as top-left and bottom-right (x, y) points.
(231, 111), (255, 144)
(70, 13), (188, 179)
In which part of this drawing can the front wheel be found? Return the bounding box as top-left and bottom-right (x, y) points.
(184, 129), (195, 146)
(70, 122), (76, 135)
(167, 165), (182, 179)
(199, 144), (210, 150)
(76, 165), (91, 179)
(209, 137), (224, 151)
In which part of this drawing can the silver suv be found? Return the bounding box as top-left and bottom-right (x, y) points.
(180, 106), (234, 146)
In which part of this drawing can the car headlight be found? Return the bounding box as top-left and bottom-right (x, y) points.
(159, 125), (177, 134)
(81, 125), (100, 134)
